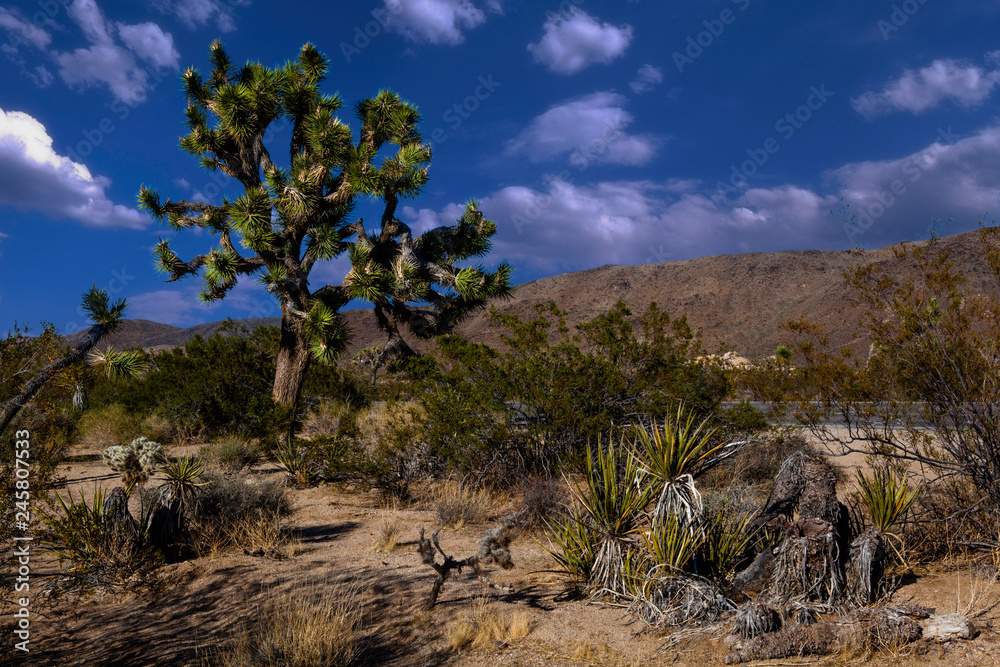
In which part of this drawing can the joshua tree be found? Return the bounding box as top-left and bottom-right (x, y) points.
(139, 41), (511, 423)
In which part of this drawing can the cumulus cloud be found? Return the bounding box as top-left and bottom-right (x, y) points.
(55, 0), (179, 105)
(382, 0), (502, 46)
(505, 92), (658, 167)
(0, 108), (146, 229)
(824, 126), (1000, 242)
(629, 64), (662, 94)
(443, 125), (1000, 273)
(116, 22), (180, 69)
(527, 7), (633, 75)
(852, 58), (1000, 118)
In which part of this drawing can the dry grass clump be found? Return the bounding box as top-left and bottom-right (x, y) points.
(187, 471), (292, 556)
(204, 583), (366, 667)
(372, 503), (402, 553)
(301, 399), (352, 439)
(433, 482), (494, 528)
(446, 597), (531, 650)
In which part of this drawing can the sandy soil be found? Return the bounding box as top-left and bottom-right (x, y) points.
(4, 445), (1000, 667)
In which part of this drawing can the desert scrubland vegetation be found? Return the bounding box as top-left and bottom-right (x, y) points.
(4, 41), (1000, 667)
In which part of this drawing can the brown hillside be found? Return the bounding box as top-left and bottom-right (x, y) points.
(68, 229), (998, 359)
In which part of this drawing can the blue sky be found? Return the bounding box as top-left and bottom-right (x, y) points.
(3, 0), (1000, 334)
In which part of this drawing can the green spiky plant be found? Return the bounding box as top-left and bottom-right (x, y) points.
(541, 506), (597, 587)
(631, 404), (737, 526)
(856, 468), (919, 534)
(566, 437), (651, 598)
(138, 41), (511, 433)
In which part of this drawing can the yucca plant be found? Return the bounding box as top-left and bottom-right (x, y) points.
(644, 513), (705, 573)
(631, 404), (737, 525)
(541, 506), (597, 587)
(40, 488), (156, 589)
(274, 443), (319, 488)
(567, 437), (651, 598)
(856, 468), (919, 533)
(697, 504), (755, 583)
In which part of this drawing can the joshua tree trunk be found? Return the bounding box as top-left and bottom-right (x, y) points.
(273, 306), (312, 443)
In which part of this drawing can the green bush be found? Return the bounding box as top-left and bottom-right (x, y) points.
(86, 323), (287, 440)
(203, 435), (265, 472)
(415, 301), (728, 486)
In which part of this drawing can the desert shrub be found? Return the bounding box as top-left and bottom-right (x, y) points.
(518, 476), (567, 530)
(203, 435), (265, 472)
(205, 582), (366, 667)
(76, 403), (143, 449)
(350, 401), (424, 498)
(87, 323), (288, 440)
(102, 436), (165, 487)
(39, 488), (160, 592)
(416, 301), (727, 487)
(703, 432), (807, 489)
(301, 399), (352, 439)
(188, 470), (292, 554)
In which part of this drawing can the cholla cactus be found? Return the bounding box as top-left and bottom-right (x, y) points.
(101, 437), (166, 489)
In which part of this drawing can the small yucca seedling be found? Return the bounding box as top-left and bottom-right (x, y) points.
(856, 468), (919, 533)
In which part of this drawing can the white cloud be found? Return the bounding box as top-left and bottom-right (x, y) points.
(116, 22), (180, 70)
(823, 125), (1000, 241)
(527, 7), (633, 75)
(0, 108), (146, 229)
(27, 65), (54, 88)
(629, 63), (662, 94)
(382, 0), (502, 46)
(0, 7), (52, 51)
(151, 0), (251, 32)
(128, 280), (280, 326)
(505, 92), (658, 167)
(852, 58), (1000, 118)
(55, 0), (179, 105)
(464, 126), (1000, 272)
